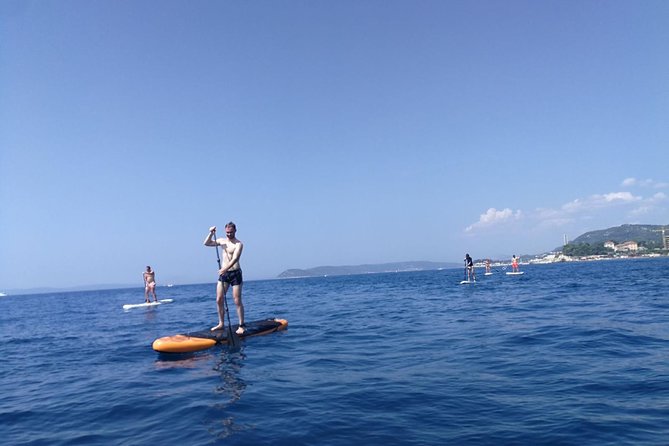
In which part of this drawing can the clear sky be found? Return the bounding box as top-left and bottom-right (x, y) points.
(1, 0), (668, 290)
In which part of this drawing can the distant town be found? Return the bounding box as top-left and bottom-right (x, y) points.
(477, 248), (667, 269)
(482, 224), (669, 267)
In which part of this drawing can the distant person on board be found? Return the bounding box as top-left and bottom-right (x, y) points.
(512, 255), (520, 272)
(465, 254), (476, 282)
(204, 222), (246, 334)
(485, 259), (491, 274)
(143, 266), (158, 303)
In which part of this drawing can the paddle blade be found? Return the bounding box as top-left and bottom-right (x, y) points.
(227, 325), (241, 351)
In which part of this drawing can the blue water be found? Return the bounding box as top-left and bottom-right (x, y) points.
(2, 258), (669, 445)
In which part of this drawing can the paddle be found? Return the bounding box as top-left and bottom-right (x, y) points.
(213, 230), (241, 350)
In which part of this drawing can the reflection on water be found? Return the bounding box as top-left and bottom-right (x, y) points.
(153, 346), (250, 441)
(153, 351), (213, 369)
(214, 350), (247, 402)
(209, 350), (248, 440)
(143, 305), (159, 322)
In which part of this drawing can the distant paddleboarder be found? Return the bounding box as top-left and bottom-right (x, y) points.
(204, 222), (246, 334)
(485, 259), (491, 274)
(465, 254), (476, 282)
(143, 266), (158, 303)
(512, 255), (520, 273)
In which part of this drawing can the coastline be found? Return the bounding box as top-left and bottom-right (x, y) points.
(474, 252), (668, 268)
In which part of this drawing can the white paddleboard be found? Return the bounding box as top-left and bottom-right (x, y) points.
(506, 272), (524, 275)
(460, 280), (476, 284)
(123, 299), (173, 310)
(484, 272), (493, 276)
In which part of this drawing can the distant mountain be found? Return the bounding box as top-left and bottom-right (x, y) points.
(278, 224), (668, 279)
(571, 224), (666, 245)
(3, 284), (139, 296)
(278, 261), (460, 279)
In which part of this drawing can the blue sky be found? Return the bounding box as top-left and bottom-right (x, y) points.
(1, 0), (668, 290)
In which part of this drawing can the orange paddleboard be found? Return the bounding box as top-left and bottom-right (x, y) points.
(152, 318), (288, 353)
(152, 335), (216, 353)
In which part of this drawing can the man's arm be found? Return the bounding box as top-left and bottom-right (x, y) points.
(229, 242), (243, 268)
(204, 226), (219, 246)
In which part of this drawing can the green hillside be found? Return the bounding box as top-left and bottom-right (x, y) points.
(571, 224), (666, 245)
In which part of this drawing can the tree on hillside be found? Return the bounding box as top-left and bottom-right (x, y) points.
(639, 240), (665, 251)
(562, 242), (613, 256)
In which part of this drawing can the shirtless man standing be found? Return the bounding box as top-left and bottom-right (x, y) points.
(143, 266), (158, 303)
(203, 222), (246, 334)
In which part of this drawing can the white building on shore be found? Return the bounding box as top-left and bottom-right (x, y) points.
(604, 240), (639, 252)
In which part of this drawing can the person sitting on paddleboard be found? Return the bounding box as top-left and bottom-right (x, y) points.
(512, 255), (519, 272)
(204, 222), (246, 334)
(143, 266), (158, 303)
(465, 254), (476, 281)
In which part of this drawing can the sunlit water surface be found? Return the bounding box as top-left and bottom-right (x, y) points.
(2, 258), (669, 445)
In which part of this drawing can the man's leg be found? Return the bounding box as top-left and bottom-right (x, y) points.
(232, 284), (245, 334)
(211, 281), (228, 331)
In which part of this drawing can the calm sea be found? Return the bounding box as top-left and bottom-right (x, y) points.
(2, 257), (669, 445)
